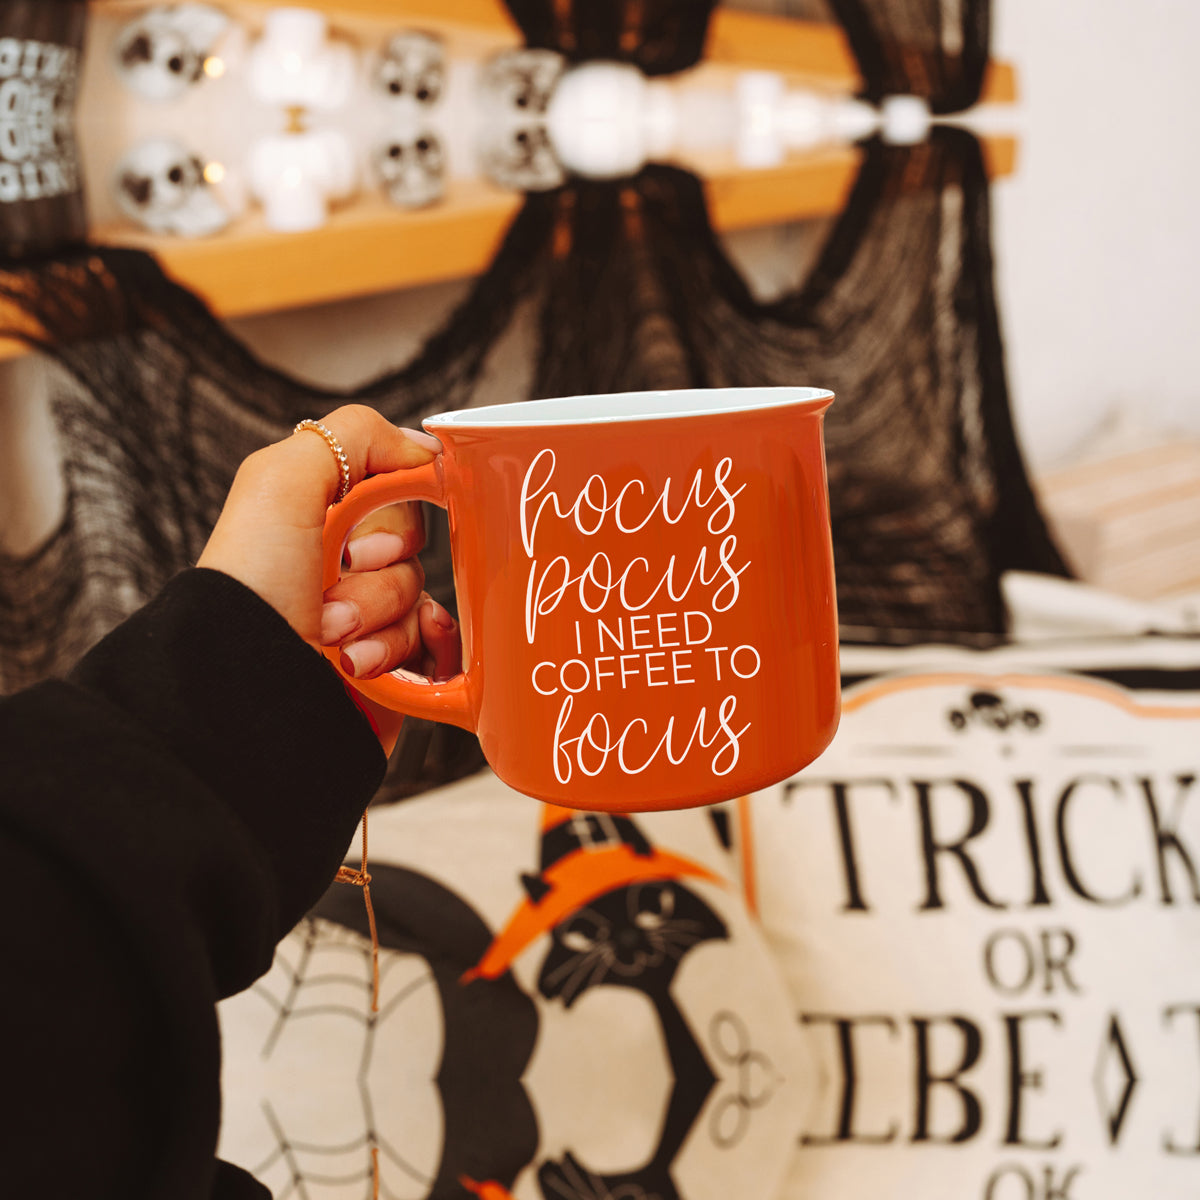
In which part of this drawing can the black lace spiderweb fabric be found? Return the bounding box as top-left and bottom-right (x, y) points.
(501, 0), (718, 77)
(0, 0), (1063, 795)
(727, 0), (991, 114)
(0, 239), (546, 793)
(521, 129), (1067, 641)
(829, 0), (992, 112)
(505, 0), (989, 105)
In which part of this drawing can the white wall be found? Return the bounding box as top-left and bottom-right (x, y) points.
(983, 0), (1200, 469)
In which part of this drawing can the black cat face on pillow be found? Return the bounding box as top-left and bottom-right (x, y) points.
(538, 879), (728, 1007)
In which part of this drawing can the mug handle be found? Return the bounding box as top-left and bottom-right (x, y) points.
(320, 460), (476, 732)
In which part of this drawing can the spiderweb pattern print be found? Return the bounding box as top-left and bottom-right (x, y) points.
(225, 917), (444, 1200)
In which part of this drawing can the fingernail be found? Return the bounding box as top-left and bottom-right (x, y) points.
(425, 597), (456, 630)
(320, 600), (359, 643)
(344, 531), (408, 571)
(400, 426), (443, 453)
(340, 638), (389, 678)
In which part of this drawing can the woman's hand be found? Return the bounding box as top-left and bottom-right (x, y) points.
(197, 404), (460, 752)
(324, 501), (461, 682)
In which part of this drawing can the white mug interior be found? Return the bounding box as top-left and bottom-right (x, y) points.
(423, 386), (833, 429)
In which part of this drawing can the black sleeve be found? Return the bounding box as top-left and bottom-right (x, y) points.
(0, 568), (387, 1198)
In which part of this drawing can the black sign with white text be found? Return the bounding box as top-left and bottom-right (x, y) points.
(0, 1), (87, 258)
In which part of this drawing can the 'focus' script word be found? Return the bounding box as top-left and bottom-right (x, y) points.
(520, 449), (746, 555)
(520, 451), (749, 642)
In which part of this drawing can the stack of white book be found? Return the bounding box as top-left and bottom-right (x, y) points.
(1036, 438), (1200, 601)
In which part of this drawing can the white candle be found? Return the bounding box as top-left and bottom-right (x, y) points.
(249, 130), (357, 231)
(247, 7), (358, 111)
(547, 62), (678, 180)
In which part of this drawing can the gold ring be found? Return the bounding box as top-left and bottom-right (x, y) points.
(294, 418), (351, 504)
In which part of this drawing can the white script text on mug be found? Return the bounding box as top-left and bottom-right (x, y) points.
(517, 449), (760, 783)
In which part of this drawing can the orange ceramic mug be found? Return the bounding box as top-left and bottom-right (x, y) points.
(322, 387), (840, 813)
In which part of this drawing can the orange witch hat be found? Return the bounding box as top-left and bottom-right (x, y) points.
(461, 803), (720, 984)
(459, 1176), (516, 1200)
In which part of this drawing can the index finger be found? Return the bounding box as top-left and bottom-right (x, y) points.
(282, 405), (443, 527)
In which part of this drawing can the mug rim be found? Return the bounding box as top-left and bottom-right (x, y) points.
(423, 386), (834, 429)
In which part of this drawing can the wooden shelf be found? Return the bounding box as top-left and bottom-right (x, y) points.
(0, 134), (1017, 361)
(94, 181), (525, 321)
